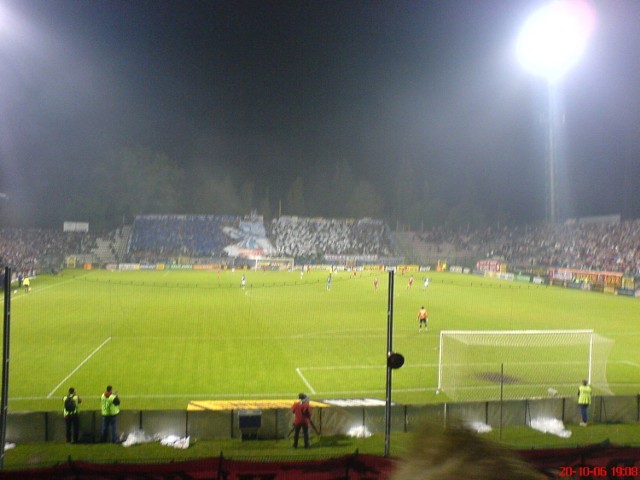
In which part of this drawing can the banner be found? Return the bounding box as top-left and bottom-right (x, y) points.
(63, 221), (89, 232)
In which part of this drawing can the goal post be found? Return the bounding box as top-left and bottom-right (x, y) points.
(253, 257), (294, 271)
(437, 330), (613, 402)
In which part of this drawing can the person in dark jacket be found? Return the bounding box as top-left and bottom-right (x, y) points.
(63, 387), (82, 443)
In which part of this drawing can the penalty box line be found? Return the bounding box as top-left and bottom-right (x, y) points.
(47, 337), (112, 398)
(296, 368), (316, 395)
(301, 364), (438, 371)
(296, 363), (439, 395)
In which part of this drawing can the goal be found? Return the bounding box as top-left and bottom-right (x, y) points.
(437, 330), (613, 401)
(253, 257), (294, 271)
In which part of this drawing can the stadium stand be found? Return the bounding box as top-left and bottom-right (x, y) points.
(492, 221), (640, 274)
(408, 219), (640, 275)
(91, 237), (117, 264)
(269, 216), (394, 260)
(86, 225), (132, 264)
(0, 228), (95, 276)
(127, 214), (241, 261)
(126, 214), (393, 263)
(2, 218), (640, 274)
(112, 225), (132, 261)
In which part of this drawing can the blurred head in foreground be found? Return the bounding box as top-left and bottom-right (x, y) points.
(392, 423), (544, 480)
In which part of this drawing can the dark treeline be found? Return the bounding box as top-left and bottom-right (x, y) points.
(0, 145), (543, 233)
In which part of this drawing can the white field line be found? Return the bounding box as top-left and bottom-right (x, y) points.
(104, 334), (401, 341)
(300, 364), (438, 371)
(14, 387), (434, 402)
(299, 360), (637, 372)
(444, 382), (589, 392)
(0, 273), (89, 304)
(296, 367), (316, 394)
(13, 382), (640, 402)
(621, 360), (640, 368)
(47, 337), (112, 398)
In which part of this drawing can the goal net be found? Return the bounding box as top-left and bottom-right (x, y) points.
(253, 257), (294, 271)
(437, 330), (613, 402)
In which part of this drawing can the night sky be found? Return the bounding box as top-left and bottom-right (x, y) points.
(1, 0), (639, 229)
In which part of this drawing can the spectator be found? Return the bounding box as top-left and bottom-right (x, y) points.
(391, 422), (544, 480)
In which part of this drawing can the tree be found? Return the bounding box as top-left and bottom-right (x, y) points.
(348, 180), (383, 218)
(305, 166), (331, 217)
(188, 166), (218, 214)
(189, 166), (243, 215)
(285, 177), (306, 215)
(76, 146), (183, 230)
(259, 187), (273, 221)
(392, 157), (418, 227)
(445, 201), (486, 230)
(329, 159), (355, 217)
(240, 181), (255, 214)
(211, 175), (242, 215)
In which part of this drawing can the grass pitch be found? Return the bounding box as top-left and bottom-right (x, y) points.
(5, 269), (640, 412)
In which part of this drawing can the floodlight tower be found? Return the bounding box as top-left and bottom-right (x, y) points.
(516, 0), (595, 223)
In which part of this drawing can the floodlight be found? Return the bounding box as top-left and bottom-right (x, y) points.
(516, 0), (595, 223)
(516, 0), (595, 83)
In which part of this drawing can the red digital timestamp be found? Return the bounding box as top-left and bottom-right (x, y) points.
(558, 465), (639, 477)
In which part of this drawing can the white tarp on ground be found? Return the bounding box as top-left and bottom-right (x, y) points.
(529, 417), (572, 438)
(346, 425), (372, 438)
(122, 430), (190, 449)
(466, 421), (493, 433)
(160, 435), (190, 449)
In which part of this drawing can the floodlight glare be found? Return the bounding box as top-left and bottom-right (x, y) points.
(516, 0), (595, 82)
(516, 0), (595, 223)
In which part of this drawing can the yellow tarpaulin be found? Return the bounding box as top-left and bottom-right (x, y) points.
(187, 399), (328, 411)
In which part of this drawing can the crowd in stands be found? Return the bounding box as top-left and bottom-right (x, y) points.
(412, 219), (640, 275)
(127, 214), (242, 261)
(494, 220), (640, 274)
(0, 228), (95, 277)
(269, 216), (394, 259)
(128, 215), (394, 262)
(2, 217), (640, 276)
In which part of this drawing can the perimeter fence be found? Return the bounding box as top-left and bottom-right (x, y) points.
(5, 395), (640, 445)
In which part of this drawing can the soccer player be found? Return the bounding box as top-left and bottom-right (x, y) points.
(423, 277), (430, 289)
(417, 306), (428, 332)
(326, 274), (332, 290)
(373, 277), (379, 290)
(241, 274), (246, 289)
(407, 276), (414, 289)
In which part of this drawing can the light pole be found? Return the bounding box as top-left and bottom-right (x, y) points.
(516, 0), (595, 223)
